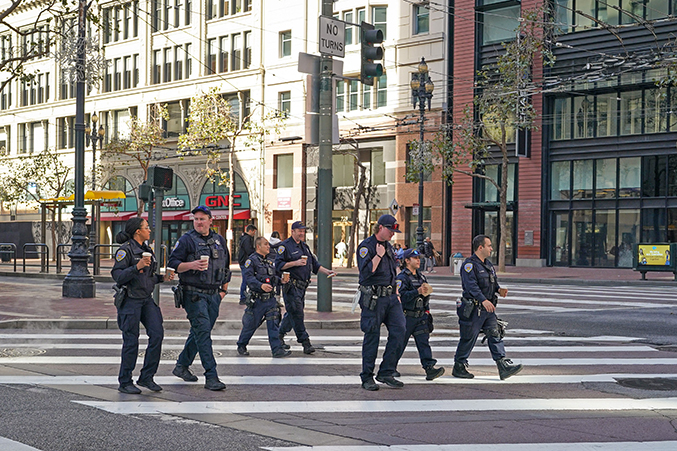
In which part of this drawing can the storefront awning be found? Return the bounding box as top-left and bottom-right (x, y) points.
(211, 210), (251, 220)
(99, 212), (136, 222)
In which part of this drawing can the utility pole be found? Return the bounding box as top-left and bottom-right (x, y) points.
(316, 0), (334, 312)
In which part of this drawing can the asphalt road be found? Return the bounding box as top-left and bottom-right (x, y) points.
(0, 279), (676, 450)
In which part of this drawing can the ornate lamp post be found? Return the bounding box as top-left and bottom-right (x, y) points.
(85, 113), (105, 190)
(410, 57), (434, 253)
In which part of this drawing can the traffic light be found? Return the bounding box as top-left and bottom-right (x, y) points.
(360, 21), (384, 86)
(147, 165), (173, 190)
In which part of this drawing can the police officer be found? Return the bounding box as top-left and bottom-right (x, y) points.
(111, 217), (172, 394)
(236, 237), (291, 358)
(275, 221), (336, 354)
(453, 234), (523, 380)
(395, 248), (444, 381)
(238, 224), (257, 304)
(168, 205), (231, 391)
(356, 214), (406, 391)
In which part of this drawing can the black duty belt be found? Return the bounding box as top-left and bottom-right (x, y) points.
(252, 292), (274, 300)
(182, 285), (218, 295)
(360, 285), (394, 297)
(403, 309), (425, 318)
(291, 278), (311, 290)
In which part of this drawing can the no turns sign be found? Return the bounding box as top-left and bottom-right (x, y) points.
(319, 16), (345, 58)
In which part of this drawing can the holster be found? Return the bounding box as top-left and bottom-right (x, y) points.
(359, 286), (377, 311)
(244, 289), (254, 308)
(172, 285), (184, 308)
(459, 296), (477, 320)
(112, 285), (127, 309)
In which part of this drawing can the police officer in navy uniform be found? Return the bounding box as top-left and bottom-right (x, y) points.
(168, 205), (231, 391)
(236, 237), (291, 358)
(275, 221), (336, 354)
(112, 217), (173, 394)
(238, 224), (257, 304)
(395, 248), (445, 381)
(356, 214), (407, 391)
(453, 234), (523, 380)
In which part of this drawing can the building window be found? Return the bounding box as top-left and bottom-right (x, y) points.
(620, 90), (643, 135)
(336, 81), (345, 112)
(218, 36), (228, 73)
(280, 30), (291, 57)
(274, 154), (294, 188)
(348, 80), (359, 111)
(163, 47), (172, 82)
(333, 153), (355, 187)
(369, 149), (385, 185)
(414, 4), (429, 35)
(619, 157), (641, 198)
(123, 56), (132, 88)
(376, 75), (387, 108)
(174, 46), (183, 80)
(480, 3), (520, 45)
(207, 38), (217, 75)
(185, 44), (192, 78)
(133, 54), (140, 87)
(244, 31), (251, 68)
(185, 0), (192, 25)
(344, 11), (354, 45)
(164, 101), (184, 138)
(372, 6), (387, 39)
(573, 159), (593, 199)
(574, 96), (594, 139)
(232, 34), (241, 71)
(1, 82), (12, 110)
(0, 126), (9, 155)
(152, 50), (161, 84)
(279, 91), (291, 117)
(113, 58), (122, 91)
(361, 83), (371, 110)
(595, 158), (616, 199)
(357, 8), (366, 43)
(551, 161), (571, 200)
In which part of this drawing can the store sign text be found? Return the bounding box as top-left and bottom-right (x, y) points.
(205, 194), (242, 208)
(162, 197), (186, 208)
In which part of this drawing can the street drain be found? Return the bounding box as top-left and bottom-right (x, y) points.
(615, 378), (677, 391)
(0, 348), (46, 357)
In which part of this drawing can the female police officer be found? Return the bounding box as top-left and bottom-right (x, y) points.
(111, 217), (172, 394)
(395, 248), (444, 381)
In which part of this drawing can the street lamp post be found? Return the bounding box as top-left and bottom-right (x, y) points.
(62, 0), (95, 298)
(86, 113), (105, 191)
(410, 57), (434, 254)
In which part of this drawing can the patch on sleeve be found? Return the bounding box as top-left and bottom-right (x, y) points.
(278, 245), (285, 254)
(464, 263), (473, 273)
(359, 247), (369, 259)
(396, 280), (402, 291)
(245, 259), (252, 268)
(115, 250), (126, 262)
(172, 241), (180, 251)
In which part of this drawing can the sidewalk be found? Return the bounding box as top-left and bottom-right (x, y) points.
(0, 259), (674, 330)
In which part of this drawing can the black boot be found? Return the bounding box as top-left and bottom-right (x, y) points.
(496, 358), (523, 380)
(425, 366), (445, 381)
(452, 361), (474, 379)
(279, 335), (291, 350)
(302, 339), (315, 354)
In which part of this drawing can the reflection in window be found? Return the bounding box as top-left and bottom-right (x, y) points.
(574, 96), (594, 138)
(594, 210), (616, 267)
(551, 161), (570, 200)
(642, 155), (667, 197)
(641, 208), (666, 242)
(619, 157), (641, 198)
(414, 4), (429, 35)
(620, 91), (642, 135)
(645, 88), (667, 134)
(572, 209), (593, 266)
(274, 154), (293, 188)
(618, 210), (639, 267)
(573, 160), (593, 199)
(669, 155), (677, 197)
(595, 158), (616, 198)
(553, 212), (569, 266)
(553, 97), (571, 140)
(596, 93), (617, 137)
(481, 5), (520, 45)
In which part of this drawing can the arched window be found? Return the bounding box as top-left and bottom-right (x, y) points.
(102, 176), (138, 212)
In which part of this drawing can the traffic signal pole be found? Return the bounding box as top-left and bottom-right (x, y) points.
(316, 0), (334, 312)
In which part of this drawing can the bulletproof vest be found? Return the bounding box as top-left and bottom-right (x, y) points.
(404, 269), (430, 311)
(184, 230), (227, 287)
(252, 254), (277, 286)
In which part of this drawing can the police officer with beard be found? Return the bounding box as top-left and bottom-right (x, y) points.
(275, 221), (335, 354)
(453, 234), (523, 380)
(236, 237), (291, 358)
(112, 217), (173, 394)
(168, 206), (231, 391)
(357, 214), (406, 391)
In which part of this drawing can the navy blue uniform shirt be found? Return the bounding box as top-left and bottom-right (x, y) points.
(396, 268), (430, 311)
(243, 252), (279, 294)
(274, 237), (320, 282)
(357, 235), (397, 287)
(111, 239), (162, 299)
(460, 253), (500, 302)
(168, 229), (231, 289)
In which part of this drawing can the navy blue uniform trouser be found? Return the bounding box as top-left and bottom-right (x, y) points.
(176, 291), (221, 379)
(398, 313), (436, 369)
(360, 294), (406, 382)
(279, 284), (310, 342)
(454, 307), (505, 363)
(117, 296), (164, 386)
(239, 264), (248, 301)
(237, 297), (282, 353)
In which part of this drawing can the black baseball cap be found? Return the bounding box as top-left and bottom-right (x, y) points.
(191, 205), (212, 217)
(291, 221), (307, 230)
(377, 214), (402, 233)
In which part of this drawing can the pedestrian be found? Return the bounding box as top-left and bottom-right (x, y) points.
(356, 214), (406, 391)
(268, 231), (282, 260)
(276, 221), (336, 354)
(111, 217), (173, 394)
(238, 224), (257, 305)
(335, 239), (348, 267)
(168, 205), (231, 391)
(395, 248), (445, 381)
(396, 244), (407, 261)
(453, 234), (523, 380)
(237, 237), (291, 358)
(423, 237), (436, 273)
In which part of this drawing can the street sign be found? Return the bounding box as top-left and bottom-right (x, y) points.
(389, 198), (399, 217)
(319, 16), (345, 58)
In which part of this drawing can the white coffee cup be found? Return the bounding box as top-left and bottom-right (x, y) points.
(166, 267), (175, 275)
(200, 255), (210, 261)
(282, 272), (290, 283)
(142, 252), (152, 258)
(301, 255), (308, 263)
(159, 267), (166, 275)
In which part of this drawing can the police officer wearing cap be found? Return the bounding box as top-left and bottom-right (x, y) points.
(356, 214), (407, 391)
(236, 237), (291, 358)
(453, 234), (523, 380)
(112, 217), (173, 394)
(395, 248), (445, 381)
(168, 205), (231, 391)
(275, 221), (336, 354)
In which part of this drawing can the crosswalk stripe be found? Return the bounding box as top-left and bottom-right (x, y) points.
(0, 437), (43, 451)
(2, 373), (675, 386)
(261, 441), (677, 451)
(73, 397), (677, 414)
(2, 356), (675, 365)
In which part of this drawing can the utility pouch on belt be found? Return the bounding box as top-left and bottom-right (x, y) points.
(112, 285), (127, 309)
(172, 285), (184, 308)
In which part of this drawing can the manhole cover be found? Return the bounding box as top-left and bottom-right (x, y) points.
(615, 378), (677, 391)
(0, 348), (46, 358)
